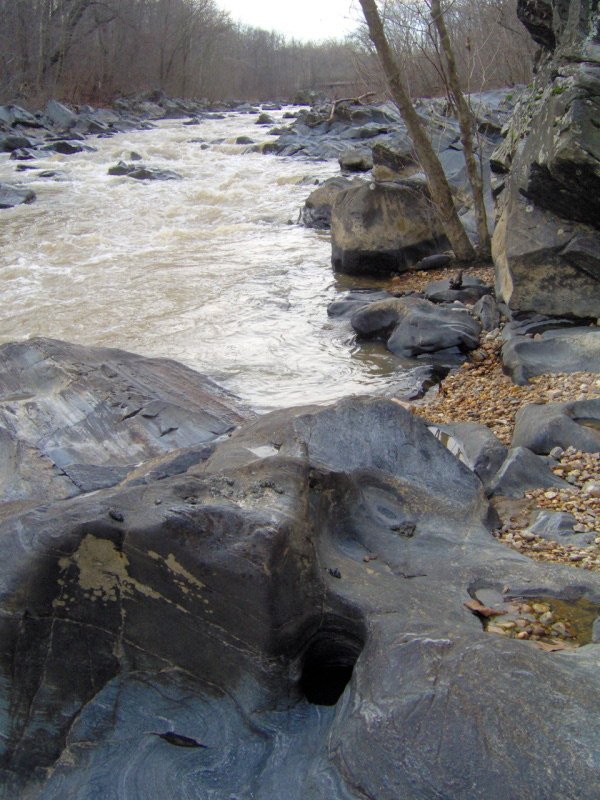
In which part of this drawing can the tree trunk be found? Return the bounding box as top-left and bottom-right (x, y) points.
(358, 0), (476, 262)
(430, 0), (491, 257)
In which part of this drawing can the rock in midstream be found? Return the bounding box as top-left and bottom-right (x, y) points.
(2, 342), (600, 799)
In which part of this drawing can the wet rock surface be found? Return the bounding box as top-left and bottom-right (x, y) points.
(350, 295), (481, 361)
(3, 354), (600, 799)
(0, 182), (36, 208)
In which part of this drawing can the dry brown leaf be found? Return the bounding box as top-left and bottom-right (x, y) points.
(464, 600), (507, 618)
(526, 640), (579, 652)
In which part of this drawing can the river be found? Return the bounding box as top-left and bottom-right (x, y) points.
(0, 109), (402, 412)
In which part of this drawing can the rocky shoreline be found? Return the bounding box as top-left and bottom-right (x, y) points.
(1, 1), (600, 797)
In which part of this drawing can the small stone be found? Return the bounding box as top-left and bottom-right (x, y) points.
(549, 447), (565, 459)
(582, 481), (600, 498)
(516, 631), (529, 639)
(539, 612), (554, 624)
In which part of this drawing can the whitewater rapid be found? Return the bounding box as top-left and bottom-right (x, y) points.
(0, 109), (401, 411)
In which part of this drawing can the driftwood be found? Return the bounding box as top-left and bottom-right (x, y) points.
(327, 91), (376, 121)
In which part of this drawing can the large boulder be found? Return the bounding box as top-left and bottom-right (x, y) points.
(492, 1), (600, 319)
(2, 374), (600, 799)
(44, 99), (78, 132)
(0, 337), (252, 509)
(300, 176), (363, 230)
(331, 181), (450, 276)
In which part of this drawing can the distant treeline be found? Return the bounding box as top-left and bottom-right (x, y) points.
(0, 0), (533, 106)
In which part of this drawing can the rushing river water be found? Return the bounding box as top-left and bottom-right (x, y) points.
(0, 109), (403, 412)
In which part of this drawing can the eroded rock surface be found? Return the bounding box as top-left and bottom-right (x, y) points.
(2, 345), (600, 799)
(0, 337), (252, 512)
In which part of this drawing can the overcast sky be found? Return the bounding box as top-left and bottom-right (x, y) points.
(217, 0), (361, 42)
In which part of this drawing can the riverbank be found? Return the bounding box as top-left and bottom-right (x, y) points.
(379, 263), (600, 569)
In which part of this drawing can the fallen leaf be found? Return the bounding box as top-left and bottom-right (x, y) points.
(464, 600), (507, 618)
(526, 640), (579, 653)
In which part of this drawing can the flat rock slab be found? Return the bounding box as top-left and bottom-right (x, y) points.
(502, 327), (600, 384)
(3, 354), (600, 799)
(0, 337), (252, 510)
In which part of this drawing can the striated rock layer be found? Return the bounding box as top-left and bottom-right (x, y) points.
(492, 0), (600, 319)
(1, 341), (600, 798)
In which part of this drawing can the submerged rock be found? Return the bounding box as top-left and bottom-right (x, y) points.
(108, 161), (183, 180)
(0, 183), (36, 208)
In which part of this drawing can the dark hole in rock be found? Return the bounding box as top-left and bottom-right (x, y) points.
(300, 628), (364, 706)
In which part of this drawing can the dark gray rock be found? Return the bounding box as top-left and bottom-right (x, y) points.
(235, 135), (255, 144)
(472, 294), (501, 331)
(107, 161), (182, 180)
(423, 275), (493, 305)
(527, 510), (594, 546)
(2, 381), (600, 799)
(492, 1), (600, 319)
(0, 134), (37, 152)
(0, 183), (36, 208)
(300, 176), (363, 230)
(338, 149), (373, 172)
(0, 337), (252, 508)
(501, 327), (600, 384)
(44, 99), (78, 132)
(351, 296), (481, 359)
(42, 140), (85, 155)
(512, 399), (600, 454)
(331, 181), (450, 277)
(413, 253), (453, 271)
(433, 421), (509, 494)
(488, 446), (572, 498)
(256, 112), (275, 125)
(327, 289), (396, 318)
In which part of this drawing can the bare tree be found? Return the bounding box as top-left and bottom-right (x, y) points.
(430, 0), (490, 257)
(358, 0), (476, 262)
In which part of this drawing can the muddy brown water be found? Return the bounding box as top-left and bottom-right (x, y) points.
(0, 111), (404, 412)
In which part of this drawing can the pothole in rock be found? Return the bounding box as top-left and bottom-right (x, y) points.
(300, 626), (365, 706)
(466, 588), (600, 651)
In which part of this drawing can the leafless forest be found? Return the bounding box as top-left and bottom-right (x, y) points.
(0, 0), (534, 105)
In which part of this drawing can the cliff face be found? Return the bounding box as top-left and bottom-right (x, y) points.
(492, 0), (600, 319)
